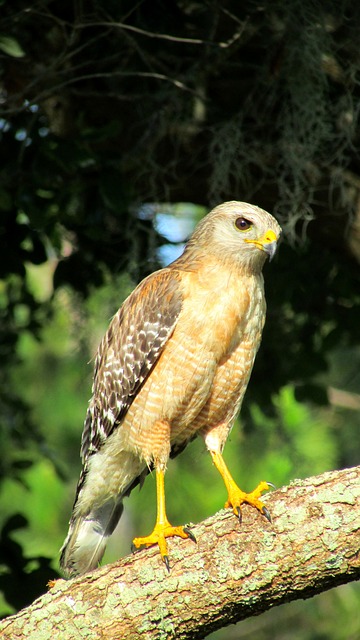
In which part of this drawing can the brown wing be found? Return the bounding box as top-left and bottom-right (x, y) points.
(80, 268), (183, 464)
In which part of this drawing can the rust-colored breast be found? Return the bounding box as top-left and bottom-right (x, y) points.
(121, 266), (266, 465)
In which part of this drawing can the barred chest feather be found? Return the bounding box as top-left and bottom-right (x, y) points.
(121, 268), (266, 459)
(171, 270), (266, 443)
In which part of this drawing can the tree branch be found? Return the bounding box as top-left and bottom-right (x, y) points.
(1, 466), (359, 640)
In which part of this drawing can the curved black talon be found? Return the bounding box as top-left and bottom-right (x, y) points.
(262, 506), (272, 523)
(131, 542), (139, 554)
(235, 505), (242, 524)
(163, 555), (171, 573)
(266, 481), (277, 490)
(184, 527), (197, 544)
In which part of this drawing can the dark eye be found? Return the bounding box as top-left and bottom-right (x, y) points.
(235, 217), (252, 231)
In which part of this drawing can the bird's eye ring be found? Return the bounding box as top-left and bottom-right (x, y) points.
(235, 217), (252, 231)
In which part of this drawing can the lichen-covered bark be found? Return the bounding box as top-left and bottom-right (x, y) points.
(1, 466), (359, 640)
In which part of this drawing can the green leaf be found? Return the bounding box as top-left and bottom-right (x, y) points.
(0, 35), (25, 58)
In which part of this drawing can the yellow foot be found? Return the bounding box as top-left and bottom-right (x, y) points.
(225, 480), (273, 523)
(132, 521), (196, 571)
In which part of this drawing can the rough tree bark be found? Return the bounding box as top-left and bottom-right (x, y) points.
(1, 466), (359, 640)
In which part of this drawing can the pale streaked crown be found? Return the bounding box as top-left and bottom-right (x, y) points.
(187, 201), (282, 271)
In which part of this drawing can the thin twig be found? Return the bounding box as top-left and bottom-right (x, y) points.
(75, 20), (247, 49)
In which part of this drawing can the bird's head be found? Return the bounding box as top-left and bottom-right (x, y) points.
(188, 201), (282, 273)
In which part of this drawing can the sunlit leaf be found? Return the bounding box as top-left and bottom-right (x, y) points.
(0, 35), (25, 58)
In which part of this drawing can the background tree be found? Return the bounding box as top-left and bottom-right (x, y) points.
(0, 1), (359, 637)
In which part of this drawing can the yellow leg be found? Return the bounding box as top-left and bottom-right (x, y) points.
(210, 450), (272, 523)
(132, 469), (196, 570)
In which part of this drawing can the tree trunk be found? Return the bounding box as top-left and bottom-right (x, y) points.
(1, 466), (359, 640)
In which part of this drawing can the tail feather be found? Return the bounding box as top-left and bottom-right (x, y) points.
(60, 497), (124, 577)
(60, 456), (150, 578)
(60, 441), (190, 577)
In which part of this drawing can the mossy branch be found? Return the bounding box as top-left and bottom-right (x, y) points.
(1, 466), (359, 640)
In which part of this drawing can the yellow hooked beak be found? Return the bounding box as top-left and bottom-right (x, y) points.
(245, 229), (279, 261)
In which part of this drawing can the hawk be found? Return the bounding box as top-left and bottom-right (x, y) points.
(60, 201), (282, 576)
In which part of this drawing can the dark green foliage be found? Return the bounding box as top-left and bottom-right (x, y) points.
(0, 515), (60, 617)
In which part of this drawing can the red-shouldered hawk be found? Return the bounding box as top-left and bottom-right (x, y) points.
(60, 201), (282, 576)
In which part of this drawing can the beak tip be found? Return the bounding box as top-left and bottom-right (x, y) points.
(264, 241), (278, 261)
